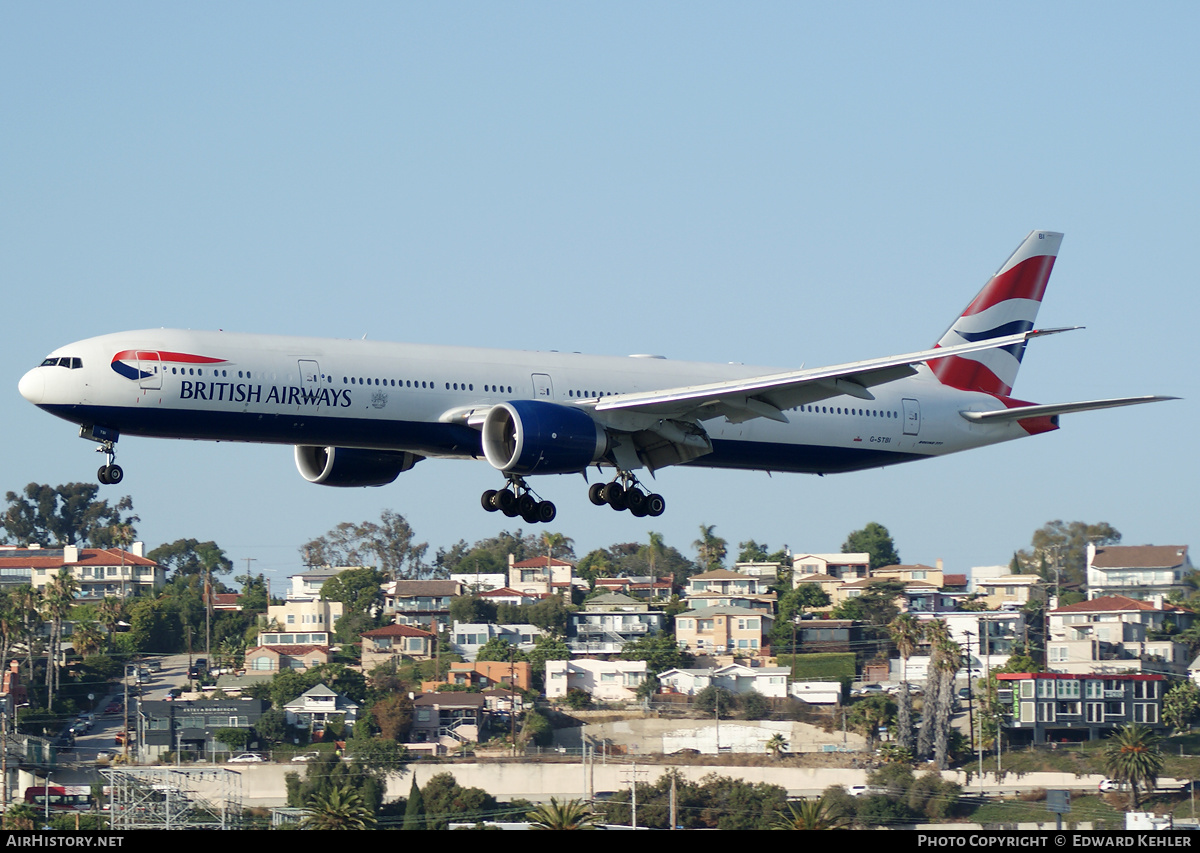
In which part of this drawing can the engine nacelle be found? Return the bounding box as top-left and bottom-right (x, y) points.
(294, 445), (423, 487)
(482, 400), (608, 475)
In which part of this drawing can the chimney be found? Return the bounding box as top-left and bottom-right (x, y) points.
(131, 541), (144, 558)
(64, 545), (78, 563)
(936, 558), (944, 572)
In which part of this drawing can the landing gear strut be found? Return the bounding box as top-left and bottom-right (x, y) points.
(589, 473), (665, 518)
(481, 476), (556, 524)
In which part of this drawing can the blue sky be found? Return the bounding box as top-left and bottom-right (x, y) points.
(3, 3), (1195, 592)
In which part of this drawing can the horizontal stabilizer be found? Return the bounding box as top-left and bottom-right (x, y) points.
(960, 395), (1178, 423)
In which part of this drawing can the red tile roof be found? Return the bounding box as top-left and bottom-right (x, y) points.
(1051, 594), (1189, 614)
(361, 624), (435, 639)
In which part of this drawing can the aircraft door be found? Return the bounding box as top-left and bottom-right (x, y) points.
(298, 359), (322, 409)
(902, 398), (921, 436)
(136, 351), (162, 391)
(531, 373), (554, 400)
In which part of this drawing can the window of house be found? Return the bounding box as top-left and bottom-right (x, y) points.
(1134, 703), (1159, 724)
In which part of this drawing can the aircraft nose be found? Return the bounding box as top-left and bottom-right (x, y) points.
(18, 369), (44, 405)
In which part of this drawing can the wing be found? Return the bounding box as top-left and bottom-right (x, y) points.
(959, 395), (1178, 424)
(588, 327), (1077, 425)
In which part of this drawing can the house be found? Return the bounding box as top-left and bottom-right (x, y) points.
(285, 566), (353, 601)
(475, 587), (539, 608)
(245, 639), (331, 673)
(996, 672), (1166, 744)
(938, 611), (1025, 674)
(791, 553), (870, 583)
(872, 562), (945, 588)
(545, 659), (648, 702)
(1087, 544), (1194, 602)
(425, 660), (533, 693)
(790, 681), (843, 705)
(136, 697), (268, 761)
(360, 624), (436, 670)
(409, 693), (486, 752)
(206, 593), (242, 612)
(795, 619), (862, 654)
(674, 606), (771, 657)
(1045, 595), (1193, 675)
(449, 571), (507, 592)
(283, 683), (359, 732)
(0, 543), (164, 599)
(975, 575), (1046, 610)
(658, 664), (790, 698)
(684, 569), (776, 613)
(593, 576), (674, 601)
(567, 593), (665, 655)
(266, 597), (344, 634)
(507, 555), (576, 597)
(450, 622), (543, 661)
(381, 579), (464, 625)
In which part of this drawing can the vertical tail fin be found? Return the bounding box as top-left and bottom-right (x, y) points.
(929, 230), (1063, 396)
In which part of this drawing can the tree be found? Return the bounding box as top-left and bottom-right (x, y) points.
(692, 524), (727, 573)
(765, 733), (788, 760)
(1164, 681), (1200, 734)
(402, 775), (426, 830)
(301, 783), (377, 830)
(449, 594), (497, 625)
(320, 567), (385, 620)
(1, 483), (138, 547)
(847, 694), (894, 750)
(772, 796), (850, 830)
(300, 510), (430, 579)
(695, 686), (738, 718)
(620, 632), (693, 676)
(146, 538), (233, 576)
(888, 613), (924, 751)
(420, 772), (498, 830)
(527, 797), (602, 830)
(1103, 723), (1164, 810)
(1019, 520), (1122, 587)
(842, 522), (900, 570)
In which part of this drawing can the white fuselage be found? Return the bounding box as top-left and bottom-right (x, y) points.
(19, 328), (1033, 478)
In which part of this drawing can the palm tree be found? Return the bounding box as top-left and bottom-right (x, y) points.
(772, 797), (850, 830)
(647, 531), (666, 577)
(1103, 723), (1164, 810)
(888, 613), (924, 751)
(932, 639), (963, 769)
(917, 620), (953, 761)
(765, 733), (788, 760)
(71, 621), (105, 658)
(41, 569), (79, 710)
(301, 784), (377, 830)
(692, 524), (727, 573)
(526, 797), (602, 830)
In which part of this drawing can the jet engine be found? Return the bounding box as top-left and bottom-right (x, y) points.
(481, 400), (608, 475)
(294, 445), (423, 487)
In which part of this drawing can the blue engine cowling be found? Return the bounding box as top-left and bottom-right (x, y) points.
(294, 445), (423, 487)
(482, 400), (608, 475)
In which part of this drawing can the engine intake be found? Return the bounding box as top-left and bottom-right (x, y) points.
(482, 400), (607, 475)
(295, 446), (423, 487)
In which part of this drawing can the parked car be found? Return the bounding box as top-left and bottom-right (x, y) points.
(228, 753), (265, 764)
(290, 752), (321, 763)
(1099, 779), (1129, 793)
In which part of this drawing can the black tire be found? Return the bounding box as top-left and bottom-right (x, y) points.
(601, 482), (624, 504)
(106, 465), (123, 485)
(97, 466), (110, 485)
(521, 508), (540, 525)
(537, 501), (557, 523)
(646, 493), (666, 517)
(588, 482), (607, 506)
(496, 489), (516, 512)
(629, 503), (648, 518)
(481, 490), (499, 512)
(519, 493), (538, 516)
(625, 487), (646, 512)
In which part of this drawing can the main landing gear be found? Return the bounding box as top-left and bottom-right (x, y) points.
(95, 441), (124, 486)
(481, 476), (557, 525)
(587, 474), (665, 518)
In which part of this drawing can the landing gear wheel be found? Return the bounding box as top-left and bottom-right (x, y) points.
(106, 464), (124, 485)
(588, 483), (607, 506)
(625, 487), (646, 513)
(496, 489), (520, 517)
(645, 493), (666, 517)
(601, 482), (625, 506)
(537, 501), (557, 523)
(481, 490), (499, 512)
(97, 466), (111, 485)
(521, 507), (540, 524)
(519, 493), (538, 517)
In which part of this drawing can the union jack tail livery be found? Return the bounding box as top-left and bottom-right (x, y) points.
(929, 230), (1062, 396)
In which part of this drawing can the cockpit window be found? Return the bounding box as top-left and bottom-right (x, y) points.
(39, 357), (82, 369)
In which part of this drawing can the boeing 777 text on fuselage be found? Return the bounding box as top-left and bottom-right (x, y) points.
(18, 231), (1175, 524)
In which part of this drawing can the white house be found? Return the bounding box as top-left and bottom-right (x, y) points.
(544, 659), (648, 702)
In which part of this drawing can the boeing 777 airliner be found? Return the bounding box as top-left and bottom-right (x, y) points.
(18, 231), (1174, 524)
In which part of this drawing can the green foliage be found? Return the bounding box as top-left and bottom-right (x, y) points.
(772, 586), (832, 647)
(564, 688), (593, 709)
(576, 537), (695, 587)
(619, 632), (693, 675)
(321, 567), (385, 617)
(772, 796), (851, 830)
(526, 633), (571, 675)
(287, 752), (384, 816)
(146, 538), (233, 576)
(842, 522), (900, 570)
(847, 693), (895, 748)
(521, 709), (553, 747)
(736, 540), (789, 564)
(830, 579), (905, 628)
(1, 482), (138, 547)
(1163, 681), (1200, 734)
(213, 727), (251, 752)
(254, 709), (289, 744)
(527, 797), (602, 830)
(693, 524), (727, 573)
(600, 771), (788, 830)
(695, 686), (738, 718)
(300, 510), (430, 580)
(776, 652), (856, 680)
(474, 636), (526, 663)
(449, 594), (498, 625)
(421, 772), (499, 830)
(1102, 723), (1164, 809)
(403, 776), (426, 830)
(301, 783), (377, 830)
(739, 690), (770, 720)
(1020, 519), (1122, 587)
